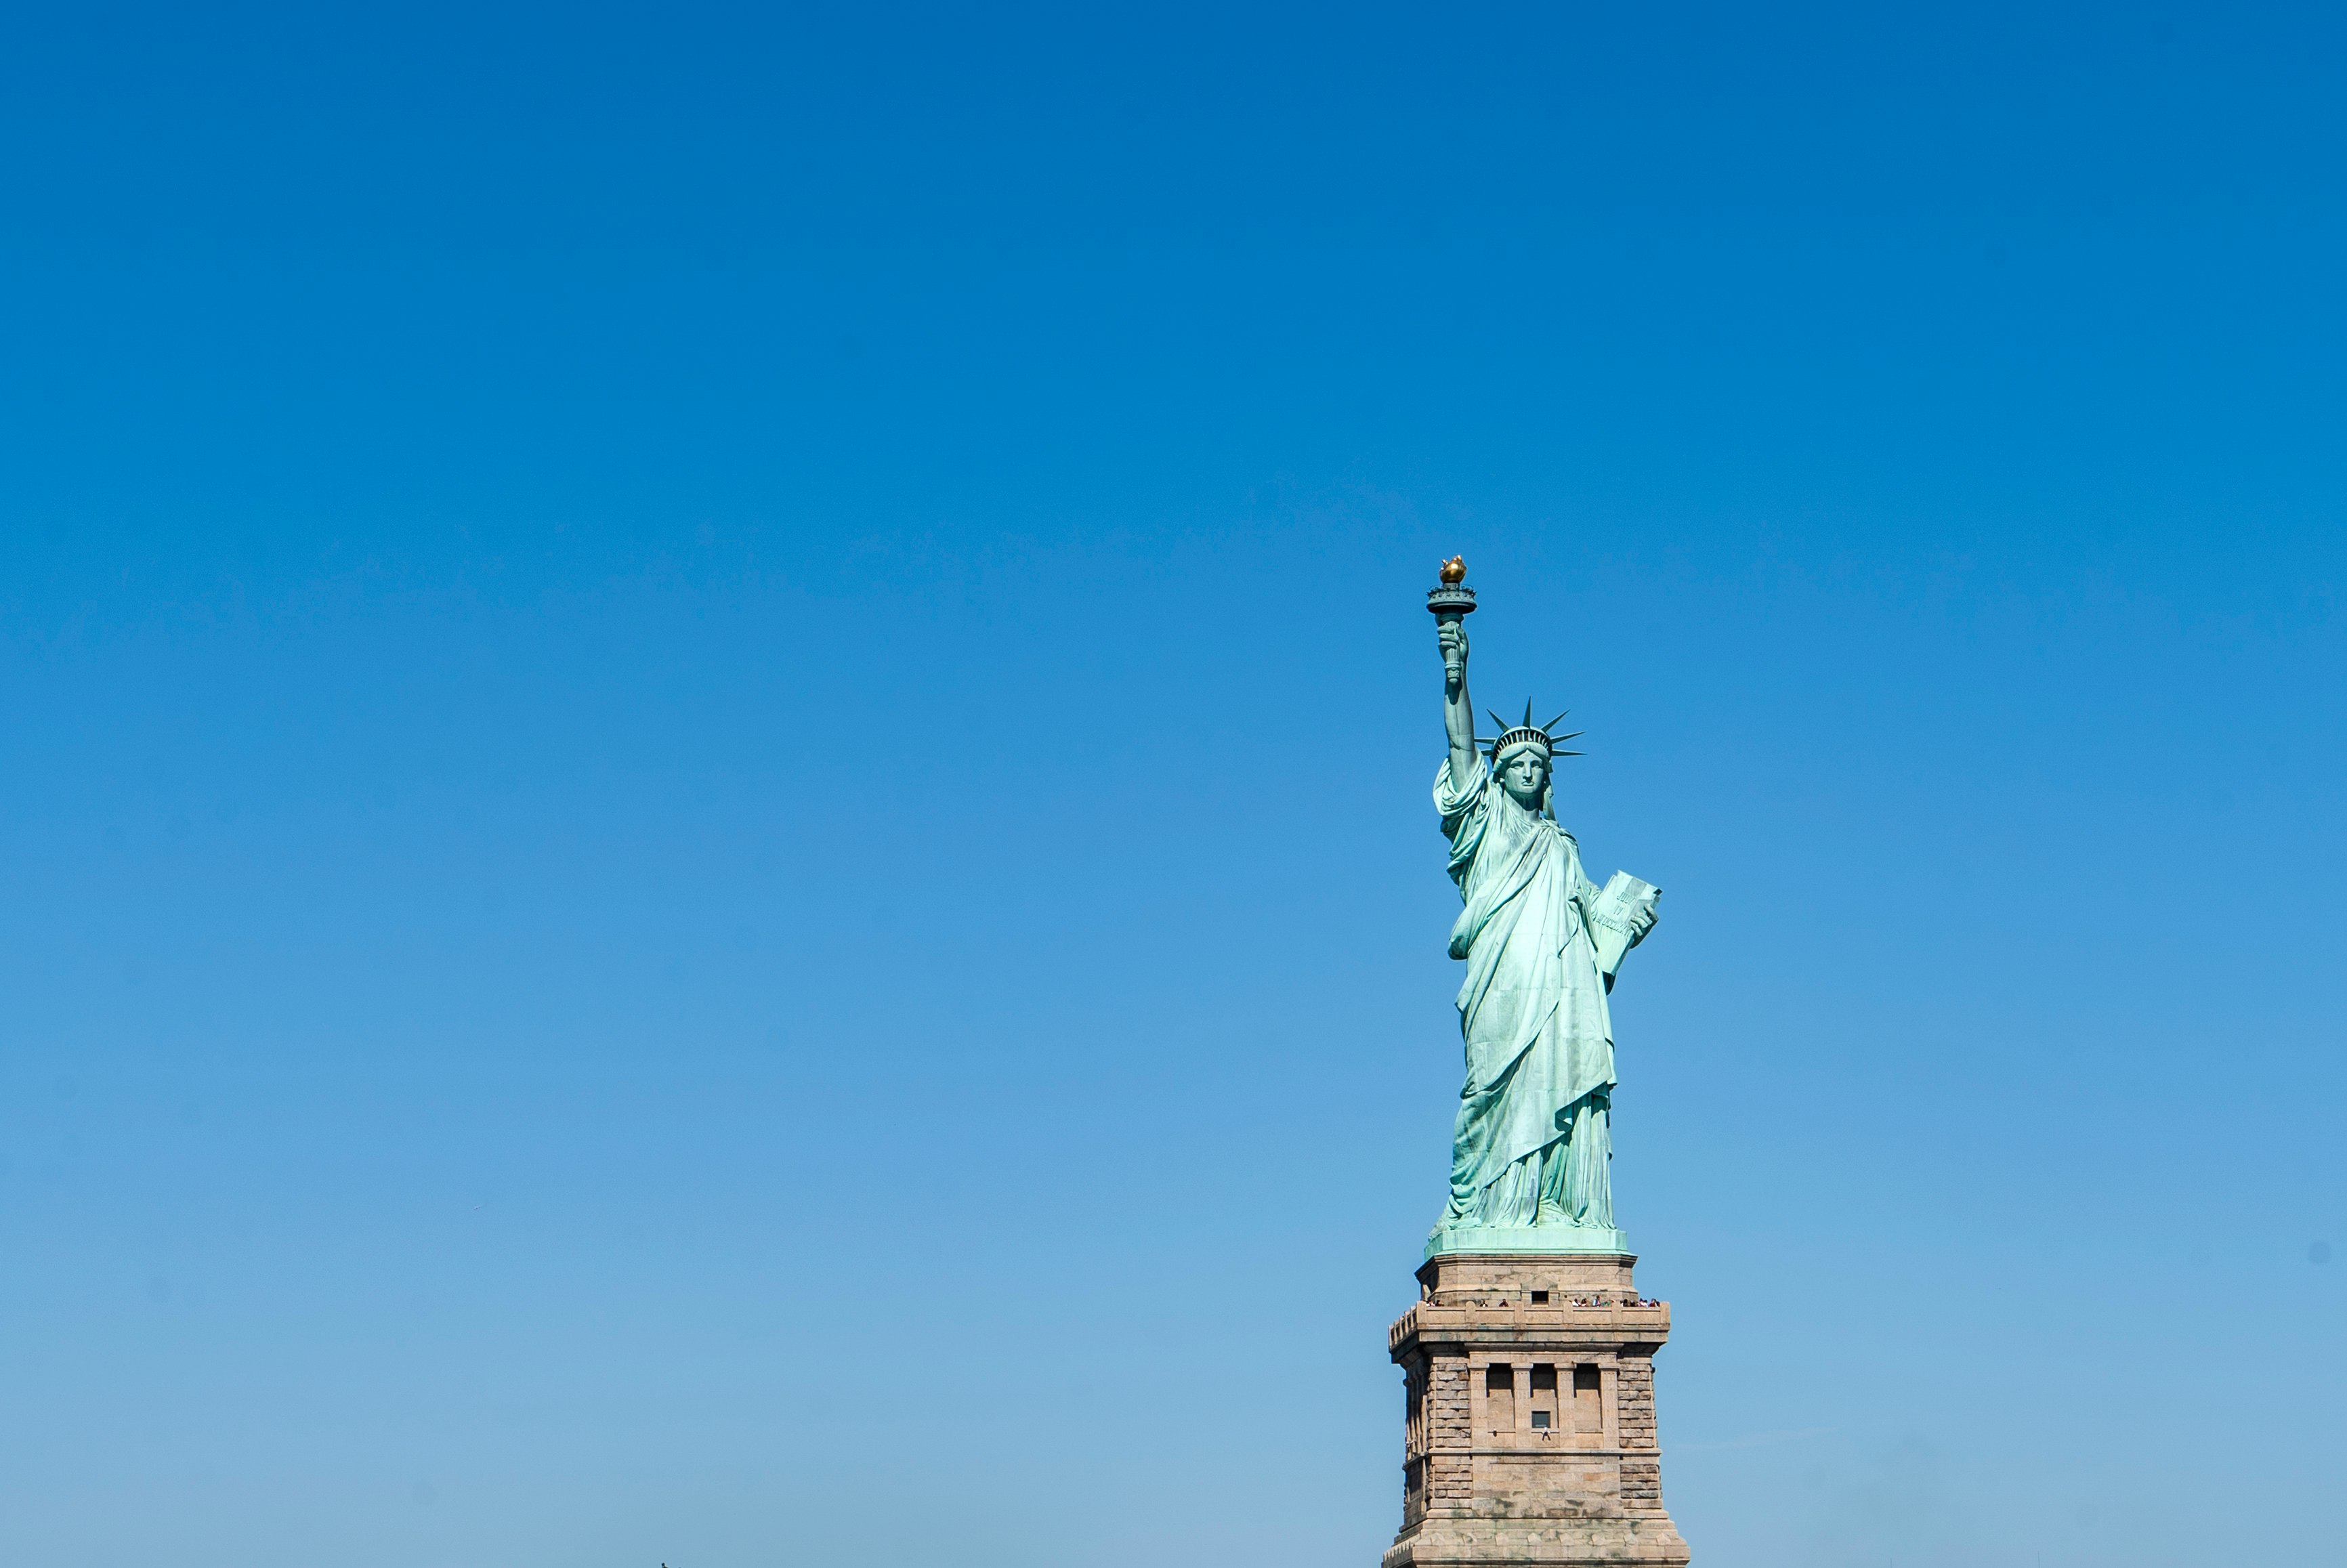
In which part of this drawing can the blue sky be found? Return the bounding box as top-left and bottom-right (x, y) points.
(1, 3), (2342, 1565)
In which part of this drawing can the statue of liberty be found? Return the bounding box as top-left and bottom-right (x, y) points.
(1430, 585), (1660, 1252)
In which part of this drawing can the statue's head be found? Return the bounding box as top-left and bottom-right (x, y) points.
(1498, 746), (1550, 810)
(1483, 703), (1584, 818)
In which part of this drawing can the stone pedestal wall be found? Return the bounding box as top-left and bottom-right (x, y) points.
(1382, 1252), (1692, 1568)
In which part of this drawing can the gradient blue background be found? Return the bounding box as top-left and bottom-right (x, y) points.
(1, 3), (2341, 1565)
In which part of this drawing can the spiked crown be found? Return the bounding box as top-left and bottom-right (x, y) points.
(1476, 701), (1584, 765)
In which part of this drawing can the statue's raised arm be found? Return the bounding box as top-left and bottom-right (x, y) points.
(1438, 615), (1477, 788)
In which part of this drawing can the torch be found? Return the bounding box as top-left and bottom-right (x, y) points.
(1426, 555), (1476, 680)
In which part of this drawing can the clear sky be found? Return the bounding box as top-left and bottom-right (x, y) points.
(1, 3), (2341, 1565)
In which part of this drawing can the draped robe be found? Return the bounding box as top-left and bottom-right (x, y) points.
(1435, 753), (1653, 1231)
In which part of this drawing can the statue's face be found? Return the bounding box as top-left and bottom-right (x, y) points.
(1500, 752), (1549, 810)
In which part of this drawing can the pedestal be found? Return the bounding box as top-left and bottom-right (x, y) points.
(1382, 1252), (1693, 1568)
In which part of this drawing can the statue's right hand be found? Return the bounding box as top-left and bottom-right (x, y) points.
(1438, 620), (1468, 669)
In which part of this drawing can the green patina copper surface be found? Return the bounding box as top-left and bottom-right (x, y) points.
(1427, 590), (1659, 1260)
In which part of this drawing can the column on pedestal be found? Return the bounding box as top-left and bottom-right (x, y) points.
(1615, 1351), (1663, 1517)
